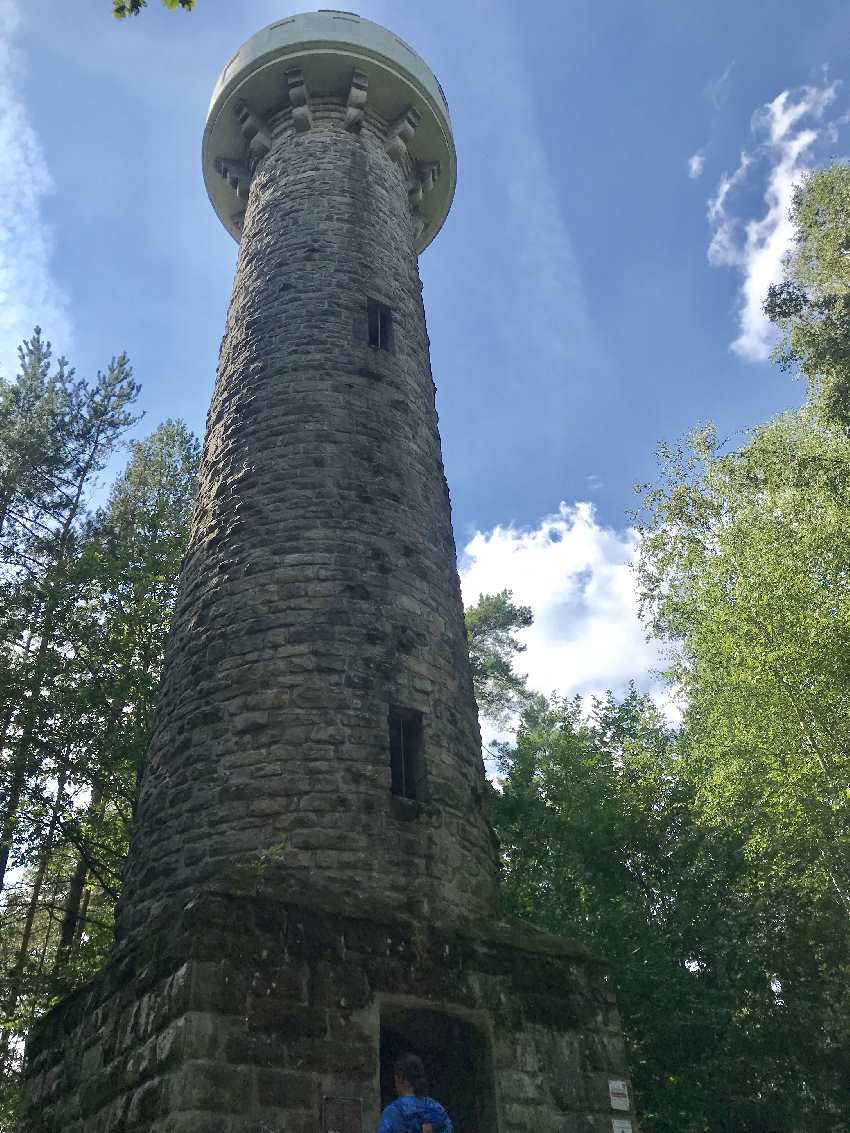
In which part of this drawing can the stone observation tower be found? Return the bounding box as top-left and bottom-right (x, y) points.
(21, 12), (637, 1132)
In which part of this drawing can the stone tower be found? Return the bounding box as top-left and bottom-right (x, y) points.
(120, 8), (499, 942)
(20, 13), (638, 1133)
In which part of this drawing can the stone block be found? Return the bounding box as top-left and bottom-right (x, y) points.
(189, 962), (249, 1015)
(309, 961), (371, 1009)
(247, 1000), (328, 1040)
(255, 1068), (317, 1109)
(158, 1115), (241, 1133)
(126, 1077), (167, 1127)
(156, 1018), (187, 1070)
(170, 1060), (255, 1114)
(125, 1032), (159, 1088)
(78, 1068), (121, 1118)
(224, 1029), (288, 1068)
(293, 1037), (375, 1076)
(80, 1043), (103, 1078)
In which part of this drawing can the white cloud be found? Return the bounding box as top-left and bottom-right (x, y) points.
(688, 151), (706, 180)
(706, 79), (841, 362)
(0, 0), (71, 378)
(459, 502), (663, 711)
(705, 60), (735, 109)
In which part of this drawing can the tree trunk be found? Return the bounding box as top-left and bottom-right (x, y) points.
(74, 887), (91, 947)
(0, 614), (56, 895)
(0, 776), (64, 1061)
(0, 412), (112, 895)
(0, 456), (102, 892)
(55, 855), (88, 955)
(52, 782), (104, 978)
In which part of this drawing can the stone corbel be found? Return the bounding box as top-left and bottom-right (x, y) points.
(385, 107), (421, 163)
(407, 178), (423, 208)
(215, 156), (252, 200)
(411, 212), (427, 243)
(408, 161), (440, 208)
(234, 100), (271, 164)
(344, 70), (369, 131)
(286, 69), (312, 132)
(416, 160), (440, 194)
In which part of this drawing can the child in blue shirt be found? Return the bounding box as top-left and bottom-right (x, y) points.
(378, 1053), (453, 1133)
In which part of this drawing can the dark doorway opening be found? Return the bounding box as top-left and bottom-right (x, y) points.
(380, 1006), (496, 1133)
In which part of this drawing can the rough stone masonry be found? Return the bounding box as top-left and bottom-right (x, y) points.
(19, 13), (638, 1133)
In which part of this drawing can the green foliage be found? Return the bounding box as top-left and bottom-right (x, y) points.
(636, 409), (850, 917)
(492, 163), (850, 1131)
(626, 169), (850, 1124)
(112, 0), (194, 17)
(464, 589), (532, 723)
(0, 332), (142, 894)
(494, 691), (850, 1133)
(0, 332), (199, 1120)
(765, 163), (850, 429)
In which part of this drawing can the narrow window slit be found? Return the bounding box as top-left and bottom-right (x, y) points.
(389, 707), (424, 800)
(367, 297), (393, 351)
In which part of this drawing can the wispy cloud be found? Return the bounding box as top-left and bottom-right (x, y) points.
(0, 0), (71, 378)
(705, 60), (735, 110)
(442, 0), (600, 369)
(706, 79), (841, 361)
(688, 151), (706, 180)
(459, 502), (663, 713)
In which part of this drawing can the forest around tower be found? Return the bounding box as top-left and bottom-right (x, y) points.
(2, 2), (850, 1131)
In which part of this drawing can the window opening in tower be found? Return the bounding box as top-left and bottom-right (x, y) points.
(389, 707), (424, 799)
(367, 297), (393, 351)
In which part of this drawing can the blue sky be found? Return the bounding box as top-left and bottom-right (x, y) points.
(3, 0), (849, 706)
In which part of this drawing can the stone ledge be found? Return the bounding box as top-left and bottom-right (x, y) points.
(24, 885), (612, 1067)
(21, 888), (633, 1132)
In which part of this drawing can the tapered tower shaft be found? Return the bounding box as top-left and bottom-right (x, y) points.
(120, 22), (498, 941)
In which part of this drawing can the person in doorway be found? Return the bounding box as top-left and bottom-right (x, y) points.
(378, 1053), (453, 1133)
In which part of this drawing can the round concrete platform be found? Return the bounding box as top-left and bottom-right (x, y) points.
(202, 10), (456, 252)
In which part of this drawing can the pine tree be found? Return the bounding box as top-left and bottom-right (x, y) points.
(0, 336), (141, 896)
(0, 342), (199, 1117)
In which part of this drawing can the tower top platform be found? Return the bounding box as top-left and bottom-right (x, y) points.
(202, 10), (457, 252)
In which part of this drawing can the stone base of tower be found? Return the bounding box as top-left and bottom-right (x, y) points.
(20, 886), (637, 1133)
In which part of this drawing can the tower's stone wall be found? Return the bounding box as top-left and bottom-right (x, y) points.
(23, 889), (632, 1133)
(120, 99), (499, 944)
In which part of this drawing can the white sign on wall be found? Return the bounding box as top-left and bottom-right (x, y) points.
(608, 1079), (630, 1111)
(612, 1120), (633, 1133)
